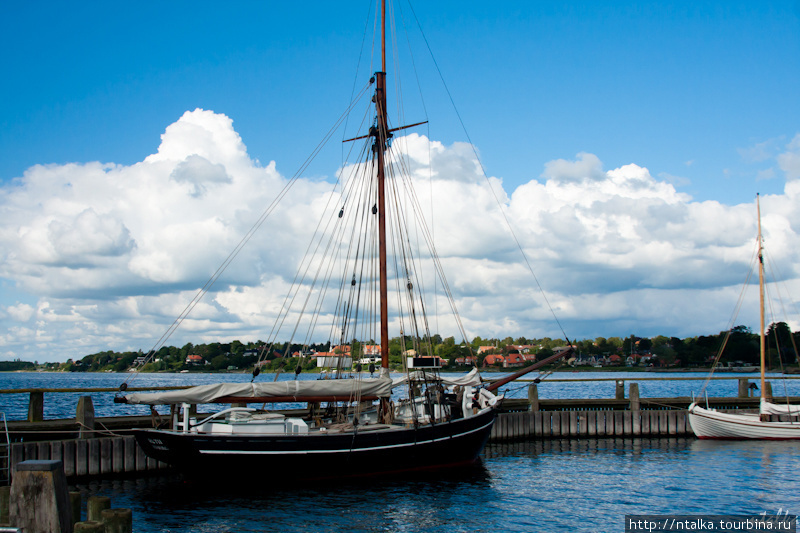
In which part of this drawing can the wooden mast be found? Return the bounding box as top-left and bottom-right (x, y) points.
(757, 193), (766, 399)
(376, 0), (390, 370)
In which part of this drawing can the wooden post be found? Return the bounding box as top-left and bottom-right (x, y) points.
(9, 460), (72, 533)
(63, 440), (76, 477)
(76, 396), (95, 438)
(763, 382), (773, 401)
(629, 383), (640, 411)
(88, 439), (100, 476)
(0, 485), (9, 526)
(87, 495), (111, 521)
(738, 378), (749, 398)
(587, 411), (597, 437)
(70, 491), (82, 526)
(528, 383), (540, 412)
(75, 521), (105, 532)
(28, 390), (44, 422)
(101, 508), (133, 533)
(615, 380), (625, 400)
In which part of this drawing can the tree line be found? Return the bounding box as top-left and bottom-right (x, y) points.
(52, 321), (798, 373)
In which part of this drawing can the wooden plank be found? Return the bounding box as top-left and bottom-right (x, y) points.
(124, 436), (136, 473)
(641, 411), (651, 436)
(75, 439), (88, 477)
(632, 411), (641, 436)
(112, 437), (124, 474)
(62, 440), (76, 477)
(578, 413), (588, 437)
(668, 411), (678, 435)
(587, 411), (597, 437)
(533, 412), (542, 438)
(522, 411), (531, 438)
(605, 410), (615, 437)
(136, 439), (147, 471)
(551, 411), (561, 437)
(658, 411), (668, 437)
(623, 411), (632, 436)
(36, 441), (51, 460)
(23, 442), (37, 461)
(100, 438), (112, 474)
(614, 411), (624, 437)
(49, 440), (63, 464)
(9, 443), (24, 476)
(567, 412), (577, 437)
(88, 438), (100, 475)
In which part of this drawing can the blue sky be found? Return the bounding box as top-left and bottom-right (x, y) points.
(3, 1), (798, 201)
(1, 1), (799, 361)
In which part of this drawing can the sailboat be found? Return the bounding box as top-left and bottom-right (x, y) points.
(687, 195), (800, 439)
(115, 1), (571, 478)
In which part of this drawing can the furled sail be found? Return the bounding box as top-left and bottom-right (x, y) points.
(123, 377), (394, 405)
(760, 398), (800, 416)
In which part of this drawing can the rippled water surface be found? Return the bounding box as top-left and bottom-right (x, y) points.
(73, 438), (800, 533)
(2, 371), (798, 420)
(3, 373), (799, 531)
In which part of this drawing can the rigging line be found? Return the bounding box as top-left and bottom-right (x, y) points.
(343, 0), (376, 157)
(258, 94), (374, 366)
(325, 145), (375, 347)
(126, 82), (372, 384)
(387, 154), (432, 356)
(259, 144), (360, 358)
(405, 0), (571, 345)
(294, 134), (375, 338)
(390, 151), (474, 354)
(698, 241), (760, 396)
(763, 250), (800, 382)
(395, 0), (438, 340)
(390, 138), (436, 350)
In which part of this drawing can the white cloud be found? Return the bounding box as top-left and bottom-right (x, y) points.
(778, 134), (800, 181)
(1, 113), (799, 361)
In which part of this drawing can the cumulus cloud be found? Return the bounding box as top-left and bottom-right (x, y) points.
(1, 112), (799, 361)
(778, 134), (800, 181)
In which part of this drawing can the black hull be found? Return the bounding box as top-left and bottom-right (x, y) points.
(136, 408), (496, 480)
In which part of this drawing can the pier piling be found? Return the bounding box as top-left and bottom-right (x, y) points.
(9, 460), (71, 533)
(87, 495), (111, 521)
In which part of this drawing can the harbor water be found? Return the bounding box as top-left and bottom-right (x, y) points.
(73, 438), (800, 533)
(2, 372), (798, 532)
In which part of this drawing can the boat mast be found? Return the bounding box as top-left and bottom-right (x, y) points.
(376, 0), (390, 370)
(757, 193), (766, 398)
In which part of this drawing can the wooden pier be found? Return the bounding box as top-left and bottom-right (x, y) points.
(1, 377), (798, 484)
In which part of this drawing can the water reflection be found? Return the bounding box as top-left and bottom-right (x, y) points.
(71, 437), (800, 533)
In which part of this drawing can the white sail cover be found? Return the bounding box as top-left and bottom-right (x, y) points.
(760, 398), (800, 416)
(123, 378), (394, 405)
(392, 368), (483, 388)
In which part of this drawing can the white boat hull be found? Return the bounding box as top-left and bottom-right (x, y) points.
(688, 402), (800, 440)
